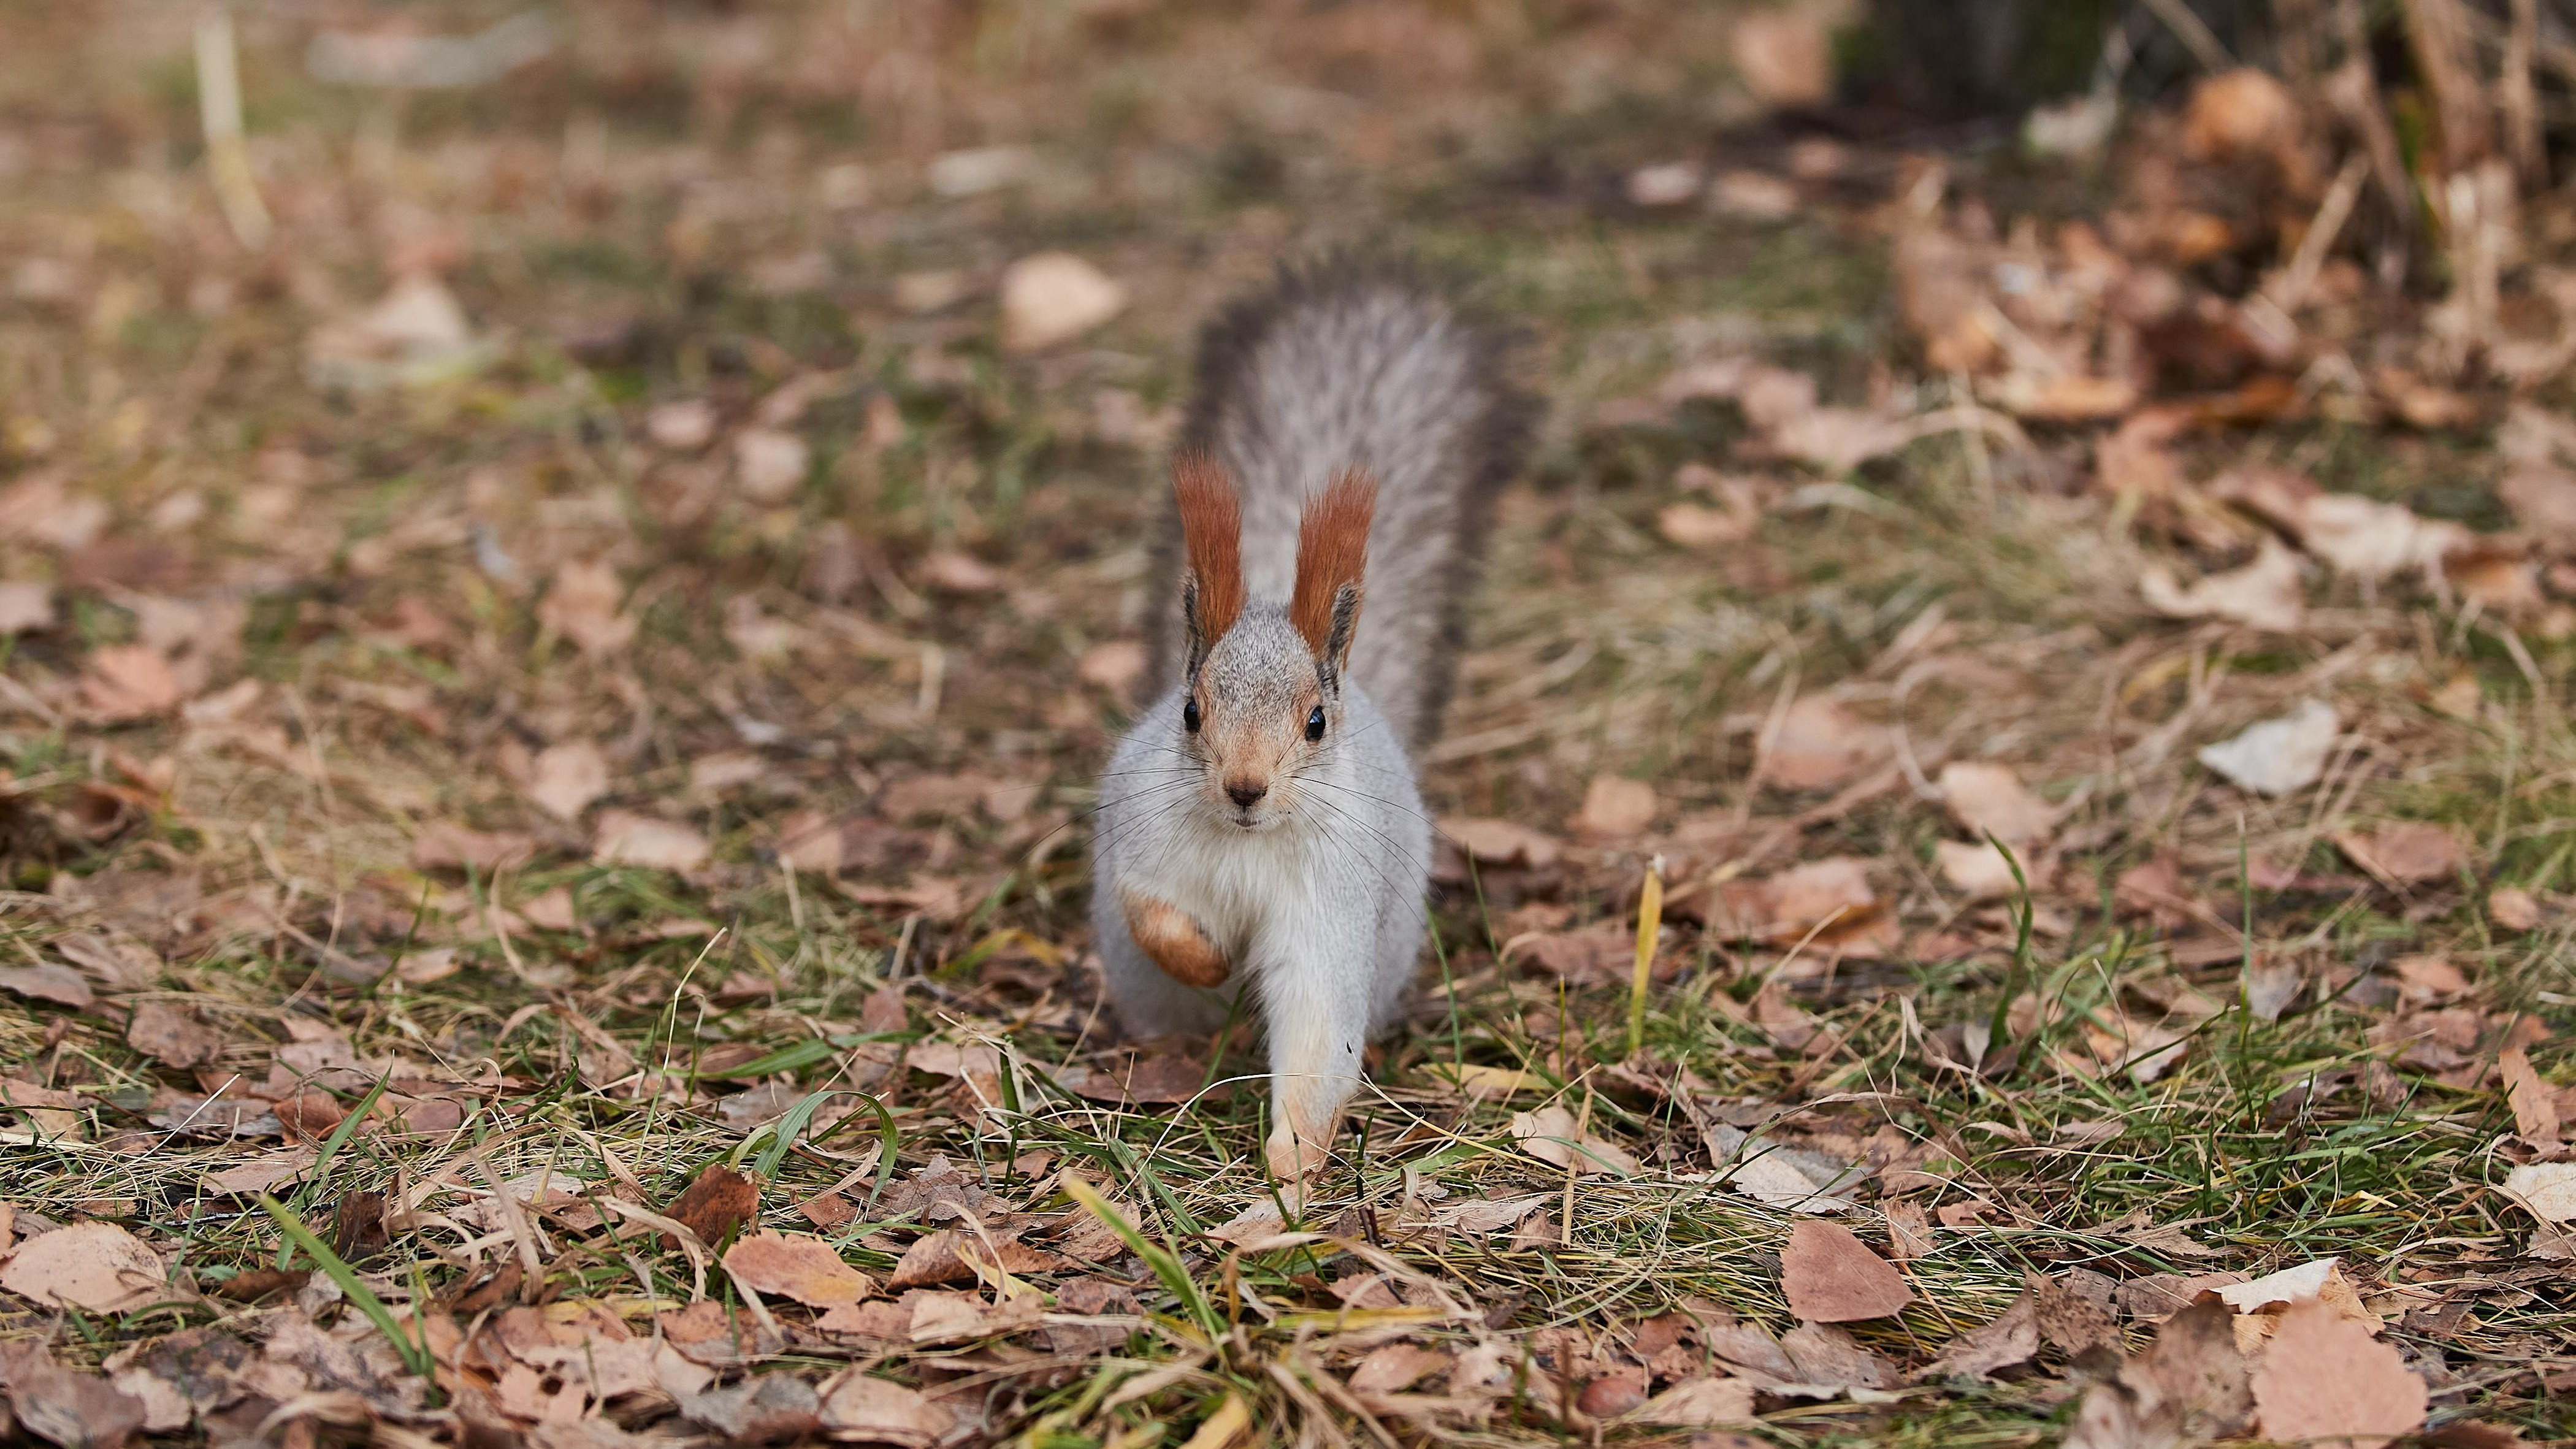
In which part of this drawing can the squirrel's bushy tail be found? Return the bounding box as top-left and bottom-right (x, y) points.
(1148, 259), (1529, 754)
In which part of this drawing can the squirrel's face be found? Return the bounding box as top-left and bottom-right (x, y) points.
(1182, 613), (1341, 832)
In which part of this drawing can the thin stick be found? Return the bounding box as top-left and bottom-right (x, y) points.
(2505, 0), (2544, 188)
(2139, 0), (2234, 74)
(194, 4), (273, 249)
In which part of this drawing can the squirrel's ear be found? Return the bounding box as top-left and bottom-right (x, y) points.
(1291, 468), (1375, 674)
(1174, 452), (1244, 672)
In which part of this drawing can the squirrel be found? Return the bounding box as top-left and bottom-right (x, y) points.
(1089, 259), (1528, 1187)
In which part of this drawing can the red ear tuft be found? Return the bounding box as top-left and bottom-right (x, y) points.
(1174, 452), (1244, 643)
(1290, 468), (1376, 657)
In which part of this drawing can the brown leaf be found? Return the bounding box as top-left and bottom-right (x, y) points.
(1781, 1220), (1913, 1323)
(919, 550), (1004, 594)
(2502, 1046), (2559, 1148)
(592, 810), (709, 871)
(1348, 1344), (1449, 1393)
(0, 1345), (148, 1449)
(1883, 1201), (1933, 1261)
(1763, 696), (1884, 791)
(53, 932), (159, 991)
(722, 1230), (874, 1309)
(885, 1229), (1064, 1290)
(817, 1369), (954, 1448)
(126, 1001), (221, 1069)
(1076, 640), (1147, 695)
(1712, 857), (1894, 956)
(0, 582), (54, 635)
(0, 965), (94, 1010)
(2250, 1299), (2426, 1449)
(2334, 822), (2466, 887)
(1510, 1104), (1640, 1177)
(537, 559), (635, 656)
(1443, 817), (1563, 869)
(1570, 774), (1656, 841)
(1627, 1375), (1756, 1427)
(668, 1165), (760, 1251)
(1729, 8), (1836, 107)
(2140, 537), (2306, 632)
(678, 1374), (820, 1445)
(1657, 500), (1753, 549)
(79, 645), (183, 722)
(2064, 1299), (2250, 1449)
(524, 740), (610, 822)
(1917, 1294), (2038, 1381)
(0, 1222), (166, 1313)
(2491, 886), (2545, 932)
(411, 823), (539, 874)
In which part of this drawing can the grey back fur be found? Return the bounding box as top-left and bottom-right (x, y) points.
(1145, 259), (1530, 754)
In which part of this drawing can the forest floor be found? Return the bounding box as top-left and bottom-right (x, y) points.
(2, 3), (2574, 1446)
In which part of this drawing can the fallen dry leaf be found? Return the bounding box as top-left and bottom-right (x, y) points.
(668, 1165), (760, 1251)
(2197, 700), (2339, 796)
(1443, 817), (1563, 870)
(1781, 1220), (1913, 1323)
(679, 1374), (820, 1445)
(0, 1345), (149, 1449)
(2491, 886), (2544, 931)
(2333, 821), (2466, 887)
(0, 964), (94, 1010)
(1935, 839), (2044, 899)
(525, 739), (610, 822)
(1570, 774), (1656, 841)
(1937, 762), (2053, 848)
(538, 559), (635, 656)
(1077, 640), (1147, 694)
(1348, 1343), (1450, 1393)
(1729, 6), (1838, 107)
(1510, 1104), (1640, 1177)
(0, 581), (54, 635)
(1763, 695), (1883, 790)
(2141, 537), (2306, 632)
(591, 810), (710, 871)
(2501, 1161), (2576, 1224)
(2249, 1299), (2425, 1449)
(1000, 252), (1125, 353)
(1628, 1375), (1756, 1427)
(2063, 1299), (2251, 1449)
(1917, 1294), (2039, 1381)
(733, 428), (811, 504)
(646, 397), (717, 451)
(125, 1001), (222, 1069)
(1711, 857), (1894, 955)
(0, 1222), (166, 1313)
(80, 645), (183, 722)
(817, 1369), (954, 1447)
(722, 1230), (874, 1309)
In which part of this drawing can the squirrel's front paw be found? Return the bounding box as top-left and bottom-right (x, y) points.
(1120, 890), (1230, 989)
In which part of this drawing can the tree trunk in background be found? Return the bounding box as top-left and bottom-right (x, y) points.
(1851, 0), (2276, 116)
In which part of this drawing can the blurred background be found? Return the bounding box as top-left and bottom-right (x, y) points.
(10, 2), (2576, 1442)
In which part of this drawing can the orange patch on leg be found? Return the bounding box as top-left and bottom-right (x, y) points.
(1122, 890), (1229, 989)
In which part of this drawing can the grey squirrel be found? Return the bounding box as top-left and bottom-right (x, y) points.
(1088, 260), (1528, 1185)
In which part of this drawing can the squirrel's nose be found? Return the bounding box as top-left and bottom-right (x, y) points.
(1225, 779), (1268, 809)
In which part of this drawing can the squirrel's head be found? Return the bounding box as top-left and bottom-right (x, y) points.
(1171, 453), (1376, 832)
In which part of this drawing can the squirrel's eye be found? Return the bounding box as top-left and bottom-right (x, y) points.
(1305, 705), (1326, 741)
(1182, 698), (1201, 733)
